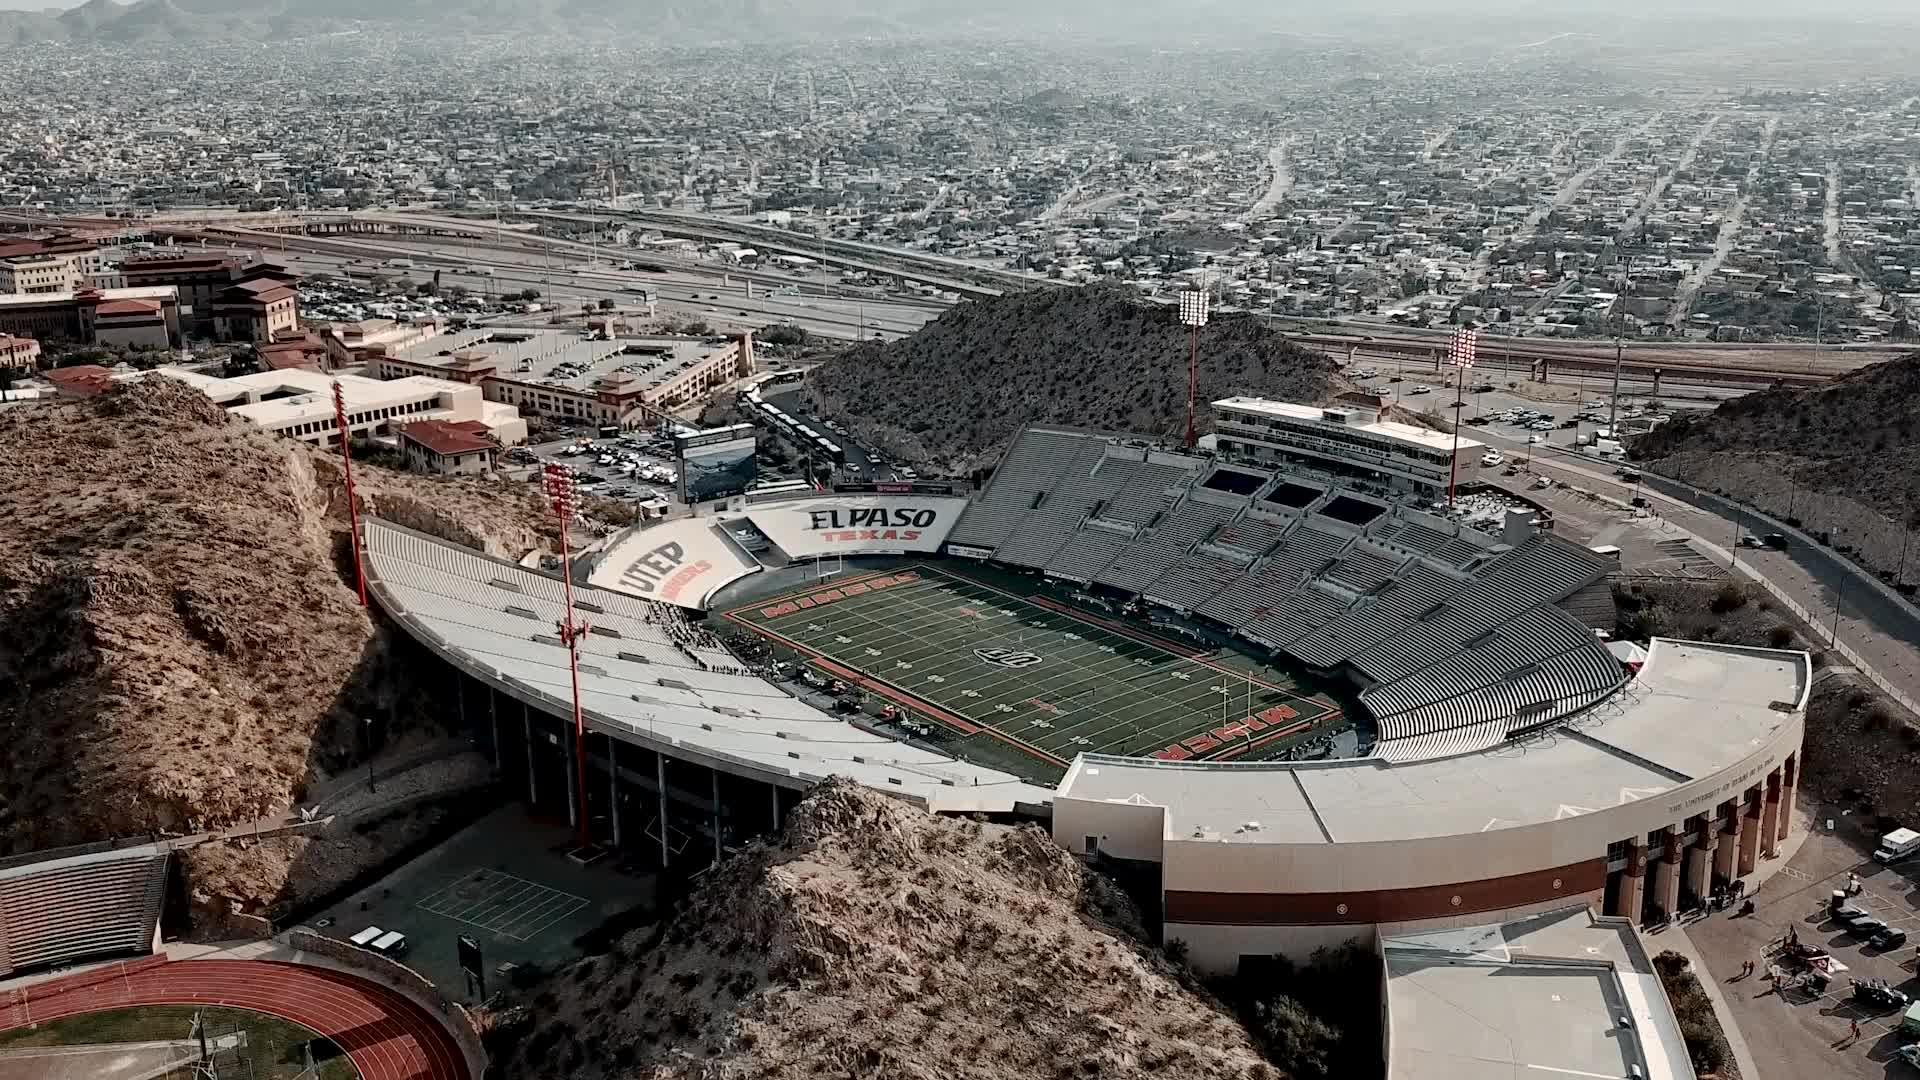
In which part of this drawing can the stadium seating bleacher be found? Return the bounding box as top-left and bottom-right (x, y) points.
(947, 426), (1625, 764)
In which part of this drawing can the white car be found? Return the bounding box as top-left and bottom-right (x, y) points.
(1410, 385), (1432, 394)
(1480, 451), (1504, 467)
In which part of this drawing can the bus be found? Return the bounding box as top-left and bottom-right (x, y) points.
(748, 479), (814, 497)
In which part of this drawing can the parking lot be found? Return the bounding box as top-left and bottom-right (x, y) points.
(1689, 816), (1920, 1078)
(500, 430), (687, 508)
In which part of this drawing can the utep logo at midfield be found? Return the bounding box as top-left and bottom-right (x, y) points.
(974, 646), (1043, 670)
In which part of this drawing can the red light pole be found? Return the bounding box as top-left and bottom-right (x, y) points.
(1179, 286), (1211, 448)
(1445, 325), (1479, 508)
(331, 382), (367, 607)
(542, 463), (593, 852)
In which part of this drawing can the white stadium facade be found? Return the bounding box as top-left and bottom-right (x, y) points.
(360, 395), (1809, 975)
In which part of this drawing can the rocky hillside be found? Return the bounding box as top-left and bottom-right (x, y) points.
(806, 283), (1342, 474)
(1630, 354), (1920, 580)
(0, 378), (552, 858)
(493, 779), (1279, 1080)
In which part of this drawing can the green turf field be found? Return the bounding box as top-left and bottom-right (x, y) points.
(0, 1004), (357, 1080)
(724, 564), (1343, 784)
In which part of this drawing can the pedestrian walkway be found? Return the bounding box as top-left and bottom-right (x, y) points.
(1664, 922), (1765, 1080)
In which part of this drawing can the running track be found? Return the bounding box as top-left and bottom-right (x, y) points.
(0, 957), (469, 1080)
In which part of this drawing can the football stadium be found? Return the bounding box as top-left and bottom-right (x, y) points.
(338, 390), (1806, 975)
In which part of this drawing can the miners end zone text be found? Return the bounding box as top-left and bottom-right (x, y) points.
(724, 564), (1342, 782)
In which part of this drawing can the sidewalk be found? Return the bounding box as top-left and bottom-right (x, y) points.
(1661, 923), (1765, 1080)
(1642, 807), (1813, 1080)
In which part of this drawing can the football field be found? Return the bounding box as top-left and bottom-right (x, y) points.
(723, 564), (1342, 784)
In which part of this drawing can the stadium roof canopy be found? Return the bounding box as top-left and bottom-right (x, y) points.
(362, 519), (1054, 814)
(1058, 639), (1809, 845)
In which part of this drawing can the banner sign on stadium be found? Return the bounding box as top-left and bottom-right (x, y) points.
(591, 518), (762, 609)
(615, 540), (715, 604)
(833, 480), (967, 497)
(806, 506), (940, 543)
(742, 497), (966, 558)
(946, 544), (995, 560)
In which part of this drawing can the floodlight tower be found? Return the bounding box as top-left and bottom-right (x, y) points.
(542, 463), (594, 853)
(1179, 286), (1211, 448)
(1445, 324), (1479, 508)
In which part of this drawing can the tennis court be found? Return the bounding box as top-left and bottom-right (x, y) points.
(724, 564), (1342, 783)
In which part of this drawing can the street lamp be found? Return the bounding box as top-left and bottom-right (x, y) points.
(363, 717), (376, 794)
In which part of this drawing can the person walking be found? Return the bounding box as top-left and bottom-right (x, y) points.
(1849, 1018), (1861, 1042)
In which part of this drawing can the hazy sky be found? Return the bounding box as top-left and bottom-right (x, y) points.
(2, 0), (1913, 19)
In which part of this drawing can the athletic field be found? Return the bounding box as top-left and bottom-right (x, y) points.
(723, 564), (1342, 784)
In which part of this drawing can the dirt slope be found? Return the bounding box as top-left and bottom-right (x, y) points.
(494, 779), (1279, 1080)
(0, 378), (551, 856)
(1630, 354), (1920, 580)
(806, 283), (1342, 474)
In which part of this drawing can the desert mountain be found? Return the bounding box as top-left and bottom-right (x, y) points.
(1630, 353), (1920, 580)
(805, 282), (1341, 475)
(0, 377), (552, 855)
(493, 778), (1280, 1080)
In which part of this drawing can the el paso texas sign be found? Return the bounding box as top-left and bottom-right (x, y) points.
(745, 496), (966, 557)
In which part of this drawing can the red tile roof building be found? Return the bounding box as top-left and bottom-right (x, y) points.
(0, 334), (40, 374)
(399, 419), (497, 475)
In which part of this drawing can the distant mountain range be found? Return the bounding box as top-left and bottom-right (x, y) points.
(7, 0), (1914, 47)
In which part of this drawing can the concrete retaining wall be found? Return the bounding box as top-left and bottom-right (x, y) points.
(284, 928), (488, 1078)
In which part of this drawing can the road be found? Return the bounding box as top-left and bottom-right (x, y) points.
(1470, 113), (1664, 289)
(763, 389), (900, 482)
(1619, 113), (1719, 240)
(272, 243), (938, 343)
(1251, 140), (1294, 217)
(1483, 445), (1920, 713)
(1824, 161), (1845, 266)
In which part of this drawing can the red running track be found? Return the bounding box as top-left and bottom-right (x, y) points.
(0, 958), (469, 1080)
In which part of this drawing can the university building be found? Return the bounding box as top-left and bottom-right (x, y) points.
(1212, 393), (1484, 497)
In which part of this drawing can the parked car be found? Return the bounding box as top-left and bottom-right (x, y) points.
(1831, 902), (1869, 923)
(1870, 927), (1908, 950)
(1853, 978), (1911, 1010)
(1847, 916), (1891, 939)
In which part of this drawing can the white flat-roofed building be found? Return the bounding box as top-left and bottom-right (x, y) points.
(1054, 638), (1809, 971)
(152, 367), (528, 448)
(1213, 394), (1484, 496)
(1383, 906), (1692, 1080)
(371, 327), (754, 430)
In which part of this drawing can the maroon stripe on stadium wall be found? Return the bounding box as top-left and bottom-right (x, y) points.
(1164, 858), (1607, 925)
